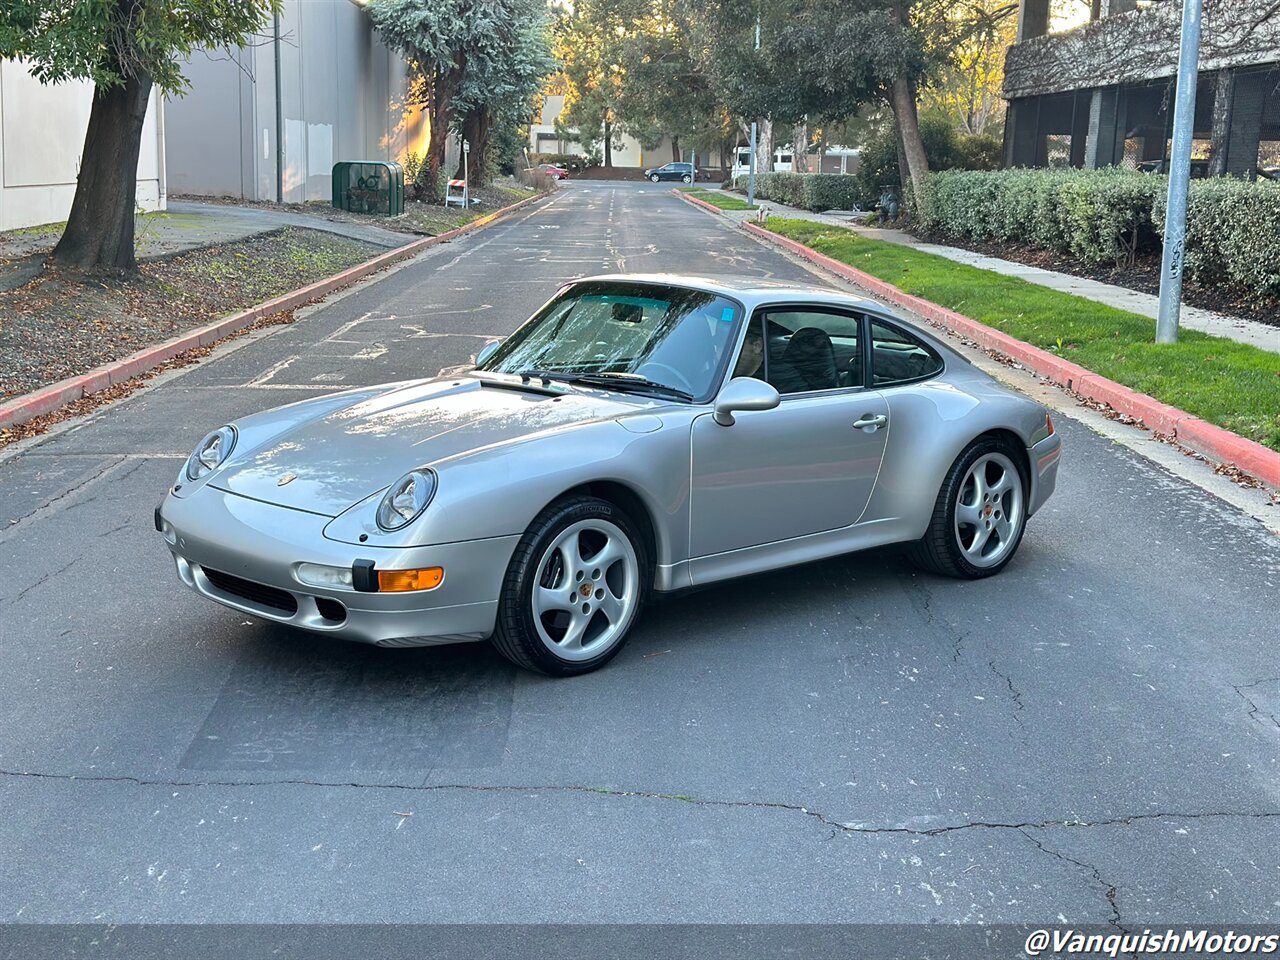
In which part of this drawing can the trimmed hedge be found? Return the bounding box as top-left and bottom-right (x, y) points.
(916, 167), (1163, 266)
(915, 167), (1280, 300)
(1152, 177), (1280, 301)
(731, 173), (868, 212)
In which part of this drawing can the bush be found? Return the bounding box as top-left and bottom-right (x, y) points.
(1153, 177), (1280, 300)
(917, 167), (1161, 266)
(917, 167), (1280, 298)
(730, 172), (868, 211)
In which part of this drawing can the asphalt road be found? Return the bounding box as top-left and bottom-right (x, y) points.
(2, 183), (1279, 953)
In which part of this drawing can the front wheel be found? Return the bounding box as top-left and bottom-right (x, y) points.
(491, 496), (648, 676)
(648, 174), (660, 183)
(909, 438), (1028, 579)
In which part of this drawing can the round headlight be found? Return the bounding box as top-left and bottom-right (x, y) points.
(186, 426), (236, 481)
(376, 470), (437, 530)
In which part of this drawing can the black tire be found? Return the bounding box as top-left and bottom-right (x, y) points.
(681, 174), (693, 183)
(908, 436), (1028, 579)
(649, 174), (660, 183)
(491, 496), (650, 676)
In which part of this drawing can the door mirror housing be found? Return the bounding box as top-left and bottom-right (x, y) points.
(474, 339), (501, 367)
(713, 377), (781, 426)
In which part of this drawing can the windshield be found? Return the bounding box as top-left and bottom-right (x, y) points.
(477, 281), (745, 402)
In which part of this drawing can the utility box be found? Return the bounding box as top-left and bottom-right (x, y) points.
(332, 161), (405, 216)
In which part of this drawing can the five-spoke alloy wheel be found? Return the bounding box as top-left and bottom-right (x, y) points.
(909, 437), (1028, 579)
(492, 496), (648, 675)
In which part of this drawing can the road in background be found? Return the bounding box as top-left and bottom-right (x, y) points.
(2, 183), (1279, 933)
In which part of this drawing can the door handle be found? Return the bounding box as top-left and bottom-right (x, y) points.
(853, 414), (887, 431)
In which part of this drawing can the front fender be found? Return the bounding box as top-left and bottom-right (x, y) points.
(323, 415), (697, 568)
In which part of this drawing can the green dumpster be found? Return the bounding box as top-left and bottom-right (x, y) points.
(332, 161), (405, 216)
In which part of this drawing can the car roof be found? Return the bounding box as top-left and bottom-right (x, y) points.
(570, 272), (884, 312)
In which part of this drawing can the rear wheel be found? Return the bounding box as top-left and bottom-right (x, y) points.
(491, 496), (648, 676)
(681, 173), (693, 184)
(909, 437), (1027, 579)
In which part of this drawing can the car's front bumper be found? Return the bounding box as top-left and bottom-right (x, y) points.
(157, 486), (520, 647)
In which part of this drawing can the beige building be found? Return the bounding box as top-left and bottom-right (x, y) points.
(529, 94), (678, 168)
(0, 61), (166, 231)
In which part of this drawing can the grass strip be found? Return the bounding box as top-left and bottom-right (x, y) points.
(763, 216), (1280, 451)
(678, 187), (757, 210)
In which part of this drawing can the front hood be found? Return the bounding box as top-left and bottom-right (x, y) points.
(210, 377), (640, 516)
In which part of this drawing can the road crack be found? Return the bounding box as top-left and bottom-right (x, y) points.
(1018, 828), (1134, 949)
(3, 766), (1279, 838)
(1233, 678), (1280, 731)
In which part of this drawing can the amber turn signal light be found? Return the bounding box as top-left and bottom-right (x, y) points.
(377, 567), (444, 592)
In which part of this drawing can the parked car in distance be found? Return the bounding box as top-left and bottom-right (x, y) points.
(156, 274), (1062, 677)
(645, 162), (694, 183)
(536, 163), (569, 180)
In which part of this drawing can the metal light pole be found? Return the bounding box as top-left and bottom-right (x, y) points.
(746, 14), (761, 207)
(462, 139), (470, 208)
(1155, 0), (1204, 344)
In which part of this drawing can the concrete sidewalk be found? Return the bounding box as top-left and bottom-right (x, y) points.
(161, 201), (409, 252)
(707, 191), (1280, 354)
(0, 200), (410, 293)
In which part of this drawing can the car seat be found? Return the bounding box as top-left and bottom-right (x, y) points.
(782, 327), (839, 391)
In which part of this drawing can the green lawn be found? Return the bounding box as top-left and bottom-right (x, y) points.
(678, 186), (757, 210)
(763, 217), (1280, 452)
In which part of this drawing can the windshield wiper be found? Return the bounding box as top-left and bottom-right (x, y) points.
(513, 369), (693, 401)
(558, 372), (694, 401)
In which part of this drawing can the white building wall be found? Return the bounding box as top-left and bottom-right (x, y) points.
(166, 0), (427, 203)
(0, 60), (166, 231)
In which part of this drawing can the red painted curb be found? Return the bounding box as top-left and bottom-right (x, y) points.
(672, 189), (727, 216)
(741, 220), (1280, 489)
(0, 190), (551, 432)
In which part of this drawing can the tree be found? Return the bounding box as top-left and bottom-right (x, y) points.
(449, 0), (555, 185)
(553, 0), (647, 167)
(616, 3), (717, 164)
(0, 0), (278, 272)
(369, 0), (472, 202)
(919, 0), (1017, 136)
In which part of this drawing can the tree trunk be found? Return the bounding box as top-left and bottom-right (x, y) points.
(894, 119), (910, 199)
(1207, 69), (1235, 178)
(671, 134), (682, 163)
(454, 107), (492, 187)
(424, 60), (464, 204)
(890, 76), (929, 205)
(603, 118), (613, 167)
(51, 73), (154, 273)
(791, 120), (809, 173)
(757, 118), (774, 173)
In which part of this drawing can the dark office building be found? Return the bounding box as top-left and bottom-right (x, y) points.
(1001, 0), (1280, 177)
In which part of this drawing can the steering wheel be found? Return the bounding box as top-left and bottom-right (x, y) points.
(635, 361), (695, 395)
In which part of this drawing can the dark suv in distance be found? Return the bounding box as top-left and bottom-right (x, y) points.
(645, 162), (694, 183)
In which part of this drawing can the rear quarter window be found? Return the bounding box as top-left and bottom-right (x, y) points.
(869, 319), (944, 387)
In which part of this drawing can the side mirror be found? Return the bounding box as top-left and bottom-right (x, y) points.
(474, 339), (501, 367)
(713, 377), (780, 426)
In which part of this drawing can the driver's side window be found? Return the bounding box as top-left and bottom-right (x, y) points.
(758, 309), (864, 394)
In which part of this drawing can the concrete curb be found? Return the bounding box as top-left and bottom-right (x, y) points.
(740, 220), (1280, 490)
(0, 190), (552, 431)
(672, 189), (729, 216)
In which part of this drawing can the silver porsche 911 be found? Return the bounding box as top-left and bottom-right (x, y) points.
(157, 274), (1062, 675)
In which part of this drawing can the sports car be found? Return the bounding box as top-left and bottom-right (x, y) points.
(156, 274), (1062, 676)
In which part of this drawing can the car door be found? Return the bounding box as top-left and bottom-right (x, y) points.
(688, 306), (890, 559)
